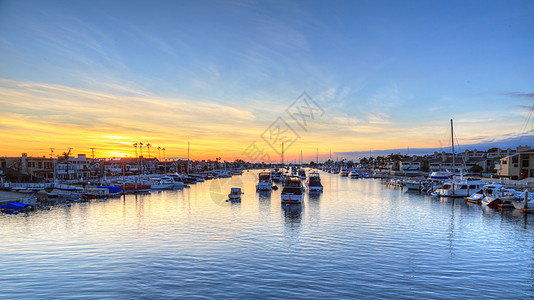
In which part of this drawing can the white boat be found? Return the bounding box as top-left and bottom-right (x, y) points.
(339, 168), (349, 177)
(149, 178), (175, 190)
(228, 187), (243, 200)
(466, 189), (484, 203)
(512, 190), (534, 212)
(349, 168), (362, 178)
(306, 171), (323, 192)
(162, 176), (186, 189)
(256, 172), (273, 191)
(432, 179), (486, 198)
(387, 178), (403, 187)
(281, 176), (303, 204)
(403, 180), (422, 190)
(482, 185), (519, 208)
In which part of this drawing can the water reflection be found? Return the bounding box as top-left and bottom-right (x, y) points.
(257, 190), (271, 218)
(282, 203), (302, 230)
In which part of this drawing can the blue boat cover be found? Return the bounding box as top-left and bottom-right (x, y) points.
(1, 202), (28, 210)
(97, 186), (121, 194)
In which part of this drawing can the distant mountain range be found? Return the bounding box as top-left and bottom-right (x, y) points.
(338, 133), (534, 159)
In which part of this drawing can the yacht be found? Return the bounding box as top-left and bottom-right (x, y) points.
(298, 169), (306, 180)
(281, 176), (303, 204)
(432, 179), (486, 198)
(271, 170), (283, 183)
(403, 179), (422, 190)
(339, 168), (349, 177)
(149, 177), (175, 190)
(306, 171), (323, 192)
(466, 189), (485, 203)
(228, 187), (243, 200)
(162, 176), (186, 189)
(481, 185), (518, 208)
(256, 172), (273, 191)
(512, 190), (534, 212)
(349, 167), (362, 178)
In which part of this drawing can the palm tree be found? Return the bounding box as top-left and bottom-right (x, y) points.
(146, 143), (152, 158)
(139, 142), (143, 157)
(133, 143), (138, 158)
(157, 147), (161, 160)
(162, 148), (166, 174)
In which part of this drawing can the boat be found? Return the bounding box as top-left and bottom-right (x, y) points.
(466, 189), (484, 204)
(281, 176), (303, 204)
(256, 172), (273, 191)
(83, 186), (121, 199)
(118, 183), (151, 193)
(1, 202), (34, 214)
(432, 179), (486, 198)
(512, 190), (534, 212)
(228, 187), (243, 200)
(387, 178), (404, 187)
(149, 177), (175, 190)
(429, 171), (454, 181)
(403, 180), (422, 190)
(481, 185), (519, 208)
(298, 169), (306, 180)
(349, 167), (362, 178)
(339, 168), (349, 177)
(306, 171), (323, 192)
(271, 170), (283, 183)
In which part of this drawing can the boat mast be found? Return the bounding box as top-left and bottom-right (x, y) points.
(187, 141), (190, 175)
(281, 142), (284, 167)
(451, 119), (455, 196)
(451, 119), (455, 175)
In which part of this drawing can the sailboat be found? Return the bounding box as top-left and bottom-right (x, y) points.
(432, 119), (486, 198)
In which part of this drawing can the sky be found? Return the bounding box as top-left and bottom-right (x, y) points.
(0, 0), (533, 162)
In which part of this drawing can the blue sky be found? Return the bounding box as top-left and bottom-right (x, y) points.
(0, 0), (533, 160)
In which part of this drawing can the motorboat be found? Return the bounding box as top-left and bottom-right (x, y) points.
(306, 171), (323, 192)
(466, 189), (484, 204)
(149, 177), (175, 190)
(339, 168), (349, 177)
(482, 185), (519, 208)
(256, 172), (273, 191)
(403, 180), (422, 190)
(271, 170), (283, 183)
(298, 169), (306, 180)
(281, 176), (303, 204)
(432, 179), (486, 198)
(387, 178), (403, 187)
(512, 190), (534, 212)
(349, 168), (362, 178)
(228, 187), (243, 200)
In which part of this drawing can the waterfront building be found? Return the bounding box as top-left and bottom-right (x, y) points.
(497, 148), (534, 179)
(0, 153), (55, 181)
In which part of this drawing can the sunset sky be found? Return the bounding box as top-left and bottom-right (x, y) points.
(0, 0), (533, 162)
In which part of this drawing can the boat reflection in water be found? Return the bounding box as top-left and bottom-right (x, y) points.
(282, 203), (302, 225)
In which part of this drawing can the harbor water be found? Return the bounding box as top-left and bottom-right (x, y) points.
(1, 170), (533, 299)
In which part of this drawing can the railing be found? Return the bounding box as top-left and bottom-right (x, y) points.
(2, 182), (83, 191)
